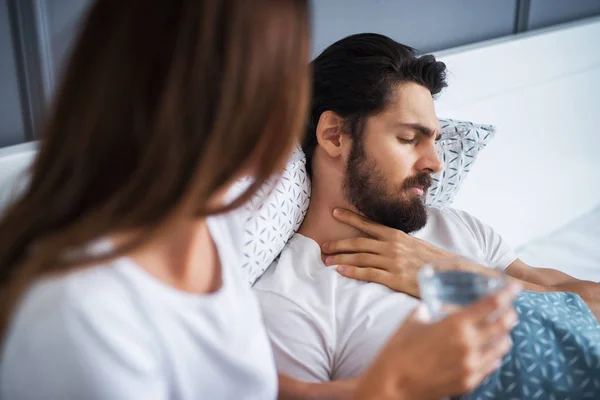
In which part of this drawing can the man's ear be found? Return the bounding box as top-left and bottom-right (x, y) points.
(316, 111), (349, 158)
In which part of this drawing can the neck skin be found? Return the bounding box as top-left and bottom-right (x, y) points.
(298, 149), (370, 253)
(115, 188), (232, 295)
(128, 218), (222, 294)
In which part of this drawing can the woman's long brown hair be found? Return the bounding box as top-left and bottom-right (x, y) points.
(0, 0), (309, 337)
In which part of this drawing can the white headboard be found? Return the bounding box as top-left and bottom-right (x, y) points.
(0, 142), (36, 209)
(434, 16), (600, 248)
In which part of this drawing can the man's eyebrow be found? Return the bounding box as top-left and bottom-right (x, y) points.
(397, 123), (441, 141)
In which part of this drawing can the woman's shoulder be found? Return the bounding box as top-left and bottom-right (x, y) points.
(1, 263), (165, 399)
(3, 263), (161, 366)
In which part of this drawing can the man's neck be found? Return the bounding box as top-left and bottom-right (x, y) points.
(297, 177), (370, 252)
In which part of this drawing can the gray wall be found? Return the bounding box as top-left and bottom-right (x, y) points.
(0, 1), (26, 147)
(311, 0), (518, 56)
(44, 0), (92, 88)
(528, 0), (600, 30)
(2, 0), (600, 148)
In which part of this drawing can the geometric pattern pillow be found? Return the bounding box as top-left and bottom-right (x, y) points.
(240, 144), (310, 285)
(426, 119), (496, 208)
(464, 291), (600, 400)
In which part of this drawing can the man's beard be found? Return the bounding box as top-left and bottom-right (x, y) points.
(343, 138), (432, 234)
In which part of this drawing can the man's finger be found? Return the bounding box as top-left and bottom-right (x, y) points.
(462, 283), (521, 324)
(332, 208), (392, 239)
(336, 265), (391, 285)
(325, 253), (388, 269)
(322, 237), (387, 255)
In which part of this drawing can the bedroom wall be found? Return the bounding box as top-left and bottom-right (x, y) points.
(1, 0), (600, 149)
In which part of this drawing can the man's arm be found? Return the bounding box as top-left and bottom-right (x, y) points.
(278, 374), (358, 400)
(505, 259), (600, 319)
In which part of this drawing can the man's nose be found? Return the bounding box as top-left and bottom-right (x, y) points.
(418, 142), (443, 174)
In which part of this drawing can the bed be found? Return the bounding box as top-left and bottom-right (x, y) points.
(517, 205), (600, 282)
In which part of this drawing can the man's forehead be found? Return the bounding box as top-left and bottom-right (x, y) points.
(382, 83), (440, 131)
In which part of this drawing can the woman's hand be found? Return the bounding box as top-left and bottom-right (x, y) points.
(355, 282), (521, 400)
(322, 208), (454, 297)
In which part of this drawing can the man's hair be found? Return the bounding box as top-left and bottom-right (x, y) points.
(303, 33), (447, 175)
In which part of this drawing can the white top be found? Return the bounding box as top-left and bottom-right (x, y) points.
(0, 215), (278, 400)
(253, 207), (517, 381)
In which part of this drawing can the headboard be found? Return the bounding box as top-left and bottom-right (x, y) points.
(1, 17), (599, 249)
(434, 16), (600, 248)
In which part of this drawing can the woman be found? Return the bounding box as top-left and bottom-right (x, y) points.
(0, 1), (518, 399)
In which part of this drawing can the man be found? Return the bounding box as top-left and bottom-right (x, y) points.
(253, 33), (600, 382)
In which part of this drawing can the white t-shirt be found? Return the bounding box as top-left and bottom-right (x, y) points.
(253, 207), (517, 382)
(0, 215), (278, 400)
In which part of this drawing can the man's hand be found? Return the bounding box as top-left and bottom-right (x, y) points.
(321, 208), (454, 297)
(325, 209), (600, 320)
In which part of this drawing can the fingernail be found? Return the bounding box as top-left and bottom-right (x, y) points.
(337, 266), (345, 273)
(325, 257), (332, 265)
(333, 208), (341, 216)
(322, 242), (329, 250)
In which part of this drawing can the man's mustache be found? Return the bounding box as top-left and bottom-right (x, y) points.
(403, 173), (433, 191)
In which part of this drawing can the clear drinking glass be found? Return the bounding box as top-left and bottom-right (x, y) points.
(418, 257), (507, 321)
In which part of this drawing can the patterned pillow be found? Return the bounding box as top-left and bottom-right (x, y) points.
(464, 292), (600, 399)
(426, 119), (495, 208)
(240, 145), (310, 285)
(240, 119), (495, 285)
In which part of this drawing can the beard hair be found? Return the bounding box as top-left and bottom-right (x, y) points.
(343, 137), (430, 234)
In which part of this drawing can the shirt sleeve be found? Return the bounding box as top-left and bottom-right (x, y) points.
(449, 208), (518, 269)
(1, 289), (167, 400)
(254, 289), (333, 382)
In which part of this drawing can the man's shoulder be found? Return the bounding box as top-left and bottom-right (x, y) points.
(253, 233), (338, 297)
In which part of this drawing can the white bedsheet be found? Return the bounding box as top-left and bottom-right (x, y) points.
(517, 204), (600, 283)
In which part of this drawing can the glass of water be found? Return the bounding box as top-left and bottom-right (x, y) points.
(418, 258), (507, 321)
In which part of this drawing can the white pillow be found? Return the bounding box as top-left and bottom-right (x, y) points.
(241, 119), (495, 285)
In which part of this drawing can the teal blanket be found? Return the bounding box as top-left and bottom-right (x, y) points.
(464, 291), (600, 399)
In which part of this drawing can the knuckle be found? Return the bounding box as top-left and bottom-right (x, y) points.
(453, 319), (473, 341)
(454, 332), (472, 355)
(459, 375), (478, 393)
(500, 311), (518, 332)
(391, 242), (403, 257)
(365, 269), (376, 280)
(500, 336), (513, 354)
(460, 356), (477, 375)
(489, 295), (503, 310)
(393, 230), (406, 241)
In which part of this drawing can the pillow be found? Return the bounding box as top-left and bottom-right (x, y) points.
(465, 291), (600, 399)
(241, 119), (495, 285)
(239, 145), (310, 285)
(426, 119), (495, 208)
